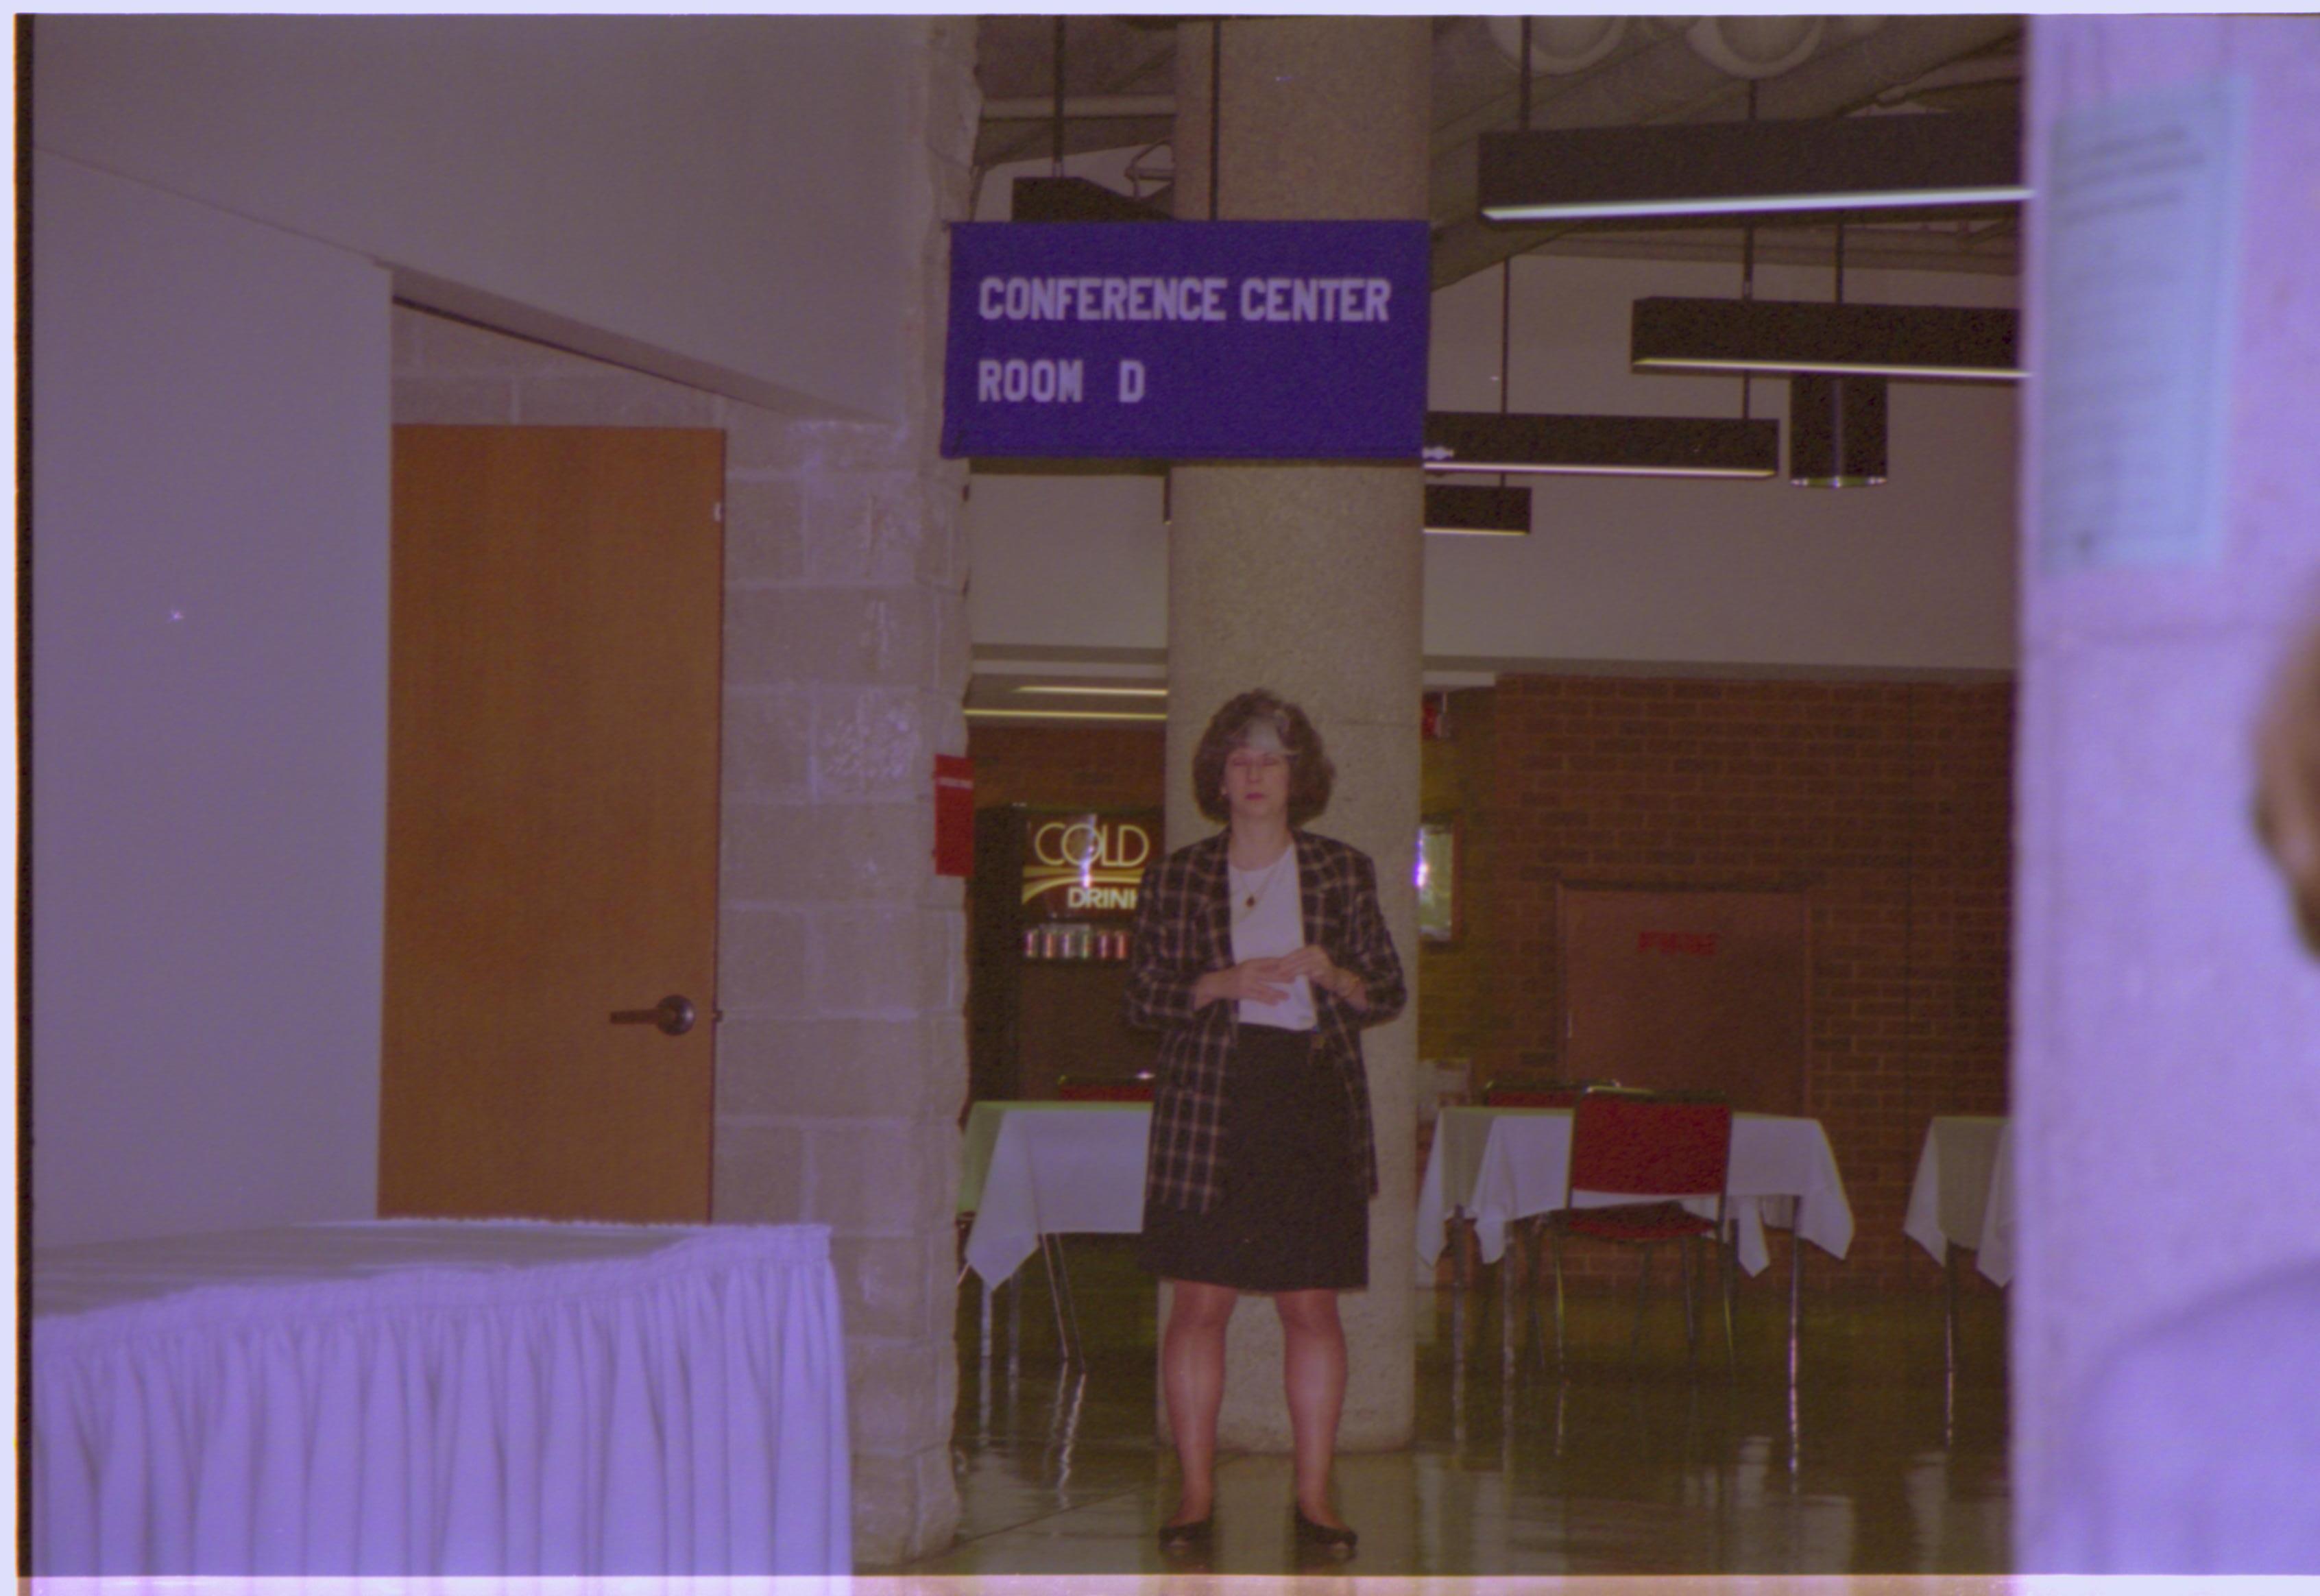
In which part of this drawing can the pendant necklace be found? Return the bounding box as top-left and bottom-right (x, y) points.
(1231, 847), (1290, 913)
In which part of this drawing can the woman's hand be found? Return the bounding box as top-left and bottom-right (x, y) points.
(1274, 945), (1370, 1011)
(1193, 959), (1292, 1008)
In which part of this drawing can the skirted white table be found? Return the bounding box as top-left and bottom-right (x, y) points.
(958, 1100), (1151, 1288)
(1416, 1106), (1856, 1275)
(1903, 1114), (2014, 1381)
(1416, 1106), (1855, 1380)
(956, 1100), (1152, 1366)
(29, 1220), (851, 1576)
(1903, 1114), (2016, 1285)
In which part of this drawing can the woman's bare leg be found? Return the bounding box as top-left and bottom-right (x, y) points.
(1161, 1279), (1239, 1524)
(1276, 1287), (1349, 1526)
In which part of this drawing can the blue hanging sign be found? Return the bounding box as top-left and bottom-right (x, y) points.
(941, 219), (1429, 461)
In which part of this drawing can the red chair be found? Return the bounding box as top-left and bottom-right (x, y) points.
(1473, 1080), (1610, 1369)
(1544, 1089), (1735, 1370)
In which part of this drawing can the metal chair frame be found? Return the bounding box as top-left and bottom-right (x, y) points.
(1543, 1087), (1737, 1373)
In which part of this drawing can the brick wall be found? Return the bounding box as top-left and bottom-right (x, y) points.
(1487, 675), (2014, 1294)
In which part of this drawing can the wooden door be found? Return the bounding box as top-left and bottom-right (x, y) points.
(1558, 886), (1810, 1115)
(380, 426), (723, 1221)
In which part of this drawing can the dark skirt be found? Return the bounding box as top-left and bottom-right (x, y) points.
(1138, 1024), (1369, 1292)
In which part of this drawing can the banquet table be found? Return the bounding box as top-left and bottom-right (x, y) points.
(1415, 1105), (1857, 1276)
(1903, 1114), (2015, 1285)
(958, 1100), (1150, 1288)
(29, 1219), (851, 1576)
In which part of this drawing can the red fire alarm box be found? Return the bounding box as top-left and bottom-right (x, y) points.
(934, 754), (975, 878)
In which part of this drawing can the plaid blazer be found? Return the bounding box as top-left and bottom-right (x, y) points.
(1124, 827), (1407, 1215)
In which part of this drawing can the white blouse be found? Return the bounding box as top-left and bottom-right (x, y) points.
(1229, 844), (1316, 1031)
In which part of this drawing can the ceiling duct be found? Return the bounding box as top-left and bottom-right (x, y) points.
(1684, 16), (1835, 80)
(1485, 16), (1630, 77)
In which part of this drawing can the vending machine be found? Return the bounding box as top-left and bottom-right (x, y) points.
(969, 806), (1163, 1102)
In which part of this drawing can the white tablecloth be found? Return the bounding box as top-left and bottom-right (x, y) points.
(958, 1101), (1151, 1286)
(1903, 1114), (2016, 1285)
(30, 1220), (851, 1575)
(1415, 1107), (1857, 1276)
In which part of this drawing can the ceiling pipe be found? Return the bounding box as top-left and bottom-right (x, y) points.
(984, 94), (1176, 121)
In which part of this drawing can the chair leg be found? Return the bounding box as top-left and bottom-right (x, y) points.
(1040, 1234), (1082, 1364)
(1521, 1216), (1540, 1364)
(1680, 1235), (1699, 1357)
(1944, 1242), (1961, 1385)
(1632, 1244), (1652, 1355)
(1718, 1231), (1737, 1372)
(1550, 1221), (1568, 1371)
(1501, 1224), (1519, 1386)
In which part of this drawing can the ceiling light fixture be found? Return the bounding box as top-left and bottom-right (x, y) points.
(964, 708), (1169, 723)
(1425, 411), (1779, 480)
(1789, 223), (1887, 488)
(1789, 374), (1887, 487)
(1424, 483), (1533, 535)
(1424, 206), (1543, 535)
(1478, 111), (2025, 226)
(1012, 684), (1170, 699)
(1632, 297), (2022, 382)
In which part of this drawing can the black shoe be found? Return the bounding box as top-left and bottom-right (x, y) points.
(1158, 1514), (1213, 1553)
(1293, 1506), (1357, 1553)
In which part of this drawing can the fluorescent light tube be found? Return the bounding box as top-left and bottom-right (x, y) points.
(1479, 112), (2025, 228)
(1632, 298), (2022, 382)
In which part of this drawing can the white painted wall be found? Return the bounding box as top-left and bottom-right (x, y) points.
(968, 228), (2020, 677)
(31, 153), (391, 1246)
(32, 14), (922, 422)
(1425, 253), (2018, 674)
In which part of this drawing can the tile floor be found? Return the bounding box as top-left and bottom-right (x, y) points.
(884, 1238), (2012, 1580)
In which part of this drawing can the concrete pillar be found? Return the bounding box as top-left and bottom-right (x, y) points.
(2014, 16), (2320, 1565)
(1163, 17), (1430, 1453)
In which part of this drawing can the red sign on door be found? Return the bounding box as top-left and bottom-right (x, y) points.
(1639, 930), (1718, 956)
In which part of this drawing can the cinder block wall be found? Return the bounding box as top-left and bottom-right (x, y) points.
(1486, 675), (2015, 1292)
(389, 19), (980, 1567)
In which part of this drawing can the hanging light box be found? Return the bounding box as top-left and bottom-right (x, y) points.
(1788, 374), (1888, 487)
(1423, 482), (1533, 535)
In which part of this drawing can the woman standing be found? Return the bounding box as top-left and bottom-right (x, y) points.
(1124, 689), (1406, 1556)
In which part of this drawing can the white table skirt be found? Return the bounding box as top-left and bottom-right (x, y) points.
(30, 1220), (851, 1576)
(959, 1101), (1151, 1286)
(1903, 1115), (2016, 1285)
(1416, 1107), (1857, 1276)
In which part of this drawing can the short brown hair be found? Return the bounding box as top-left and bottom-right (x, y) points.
(1192, 689), (1335, 826)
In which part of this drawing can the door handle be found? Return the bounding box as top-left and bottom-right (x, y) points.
(611, 994), (697, 1037)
